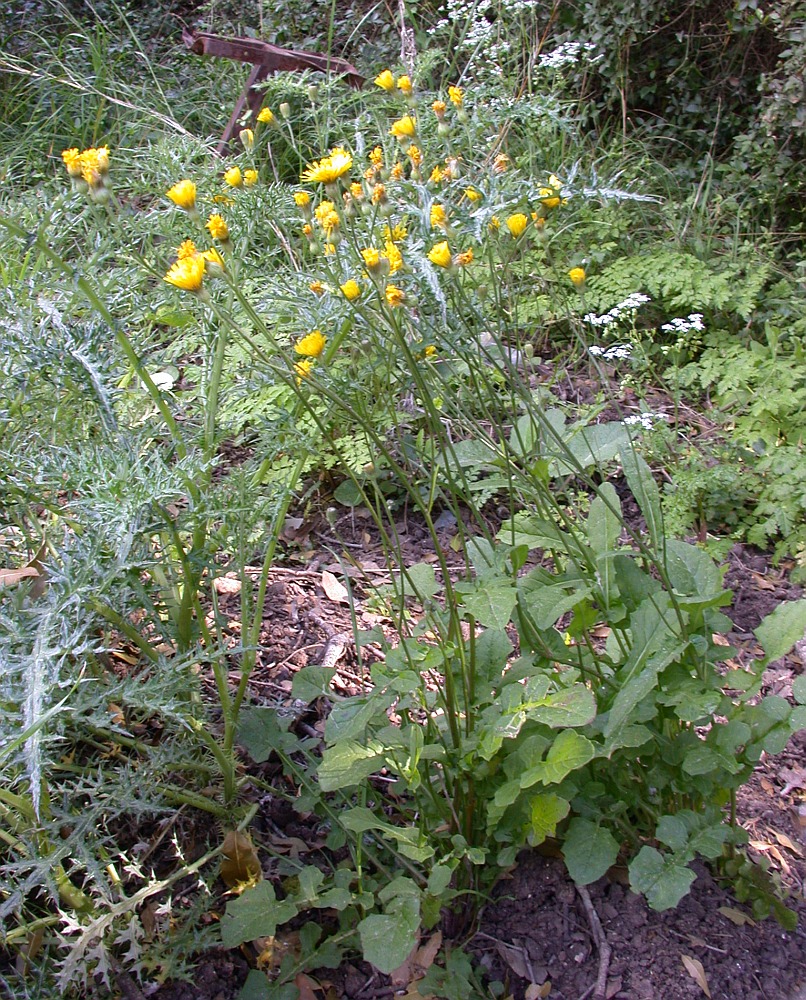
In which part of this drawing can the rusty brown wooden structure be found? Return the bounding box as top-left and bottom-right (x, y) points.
(182, 29), (364, 156)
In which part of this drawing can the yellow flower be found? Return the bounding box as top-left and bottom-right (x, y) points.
(385, 285), (406, 306)
(568, 267), (586, 288)
(350, 182), (364, 200)
(506, 213), (528, 238)
(492, 153), (510, 174)
(548, 174), (561, 189)
(257, 106), (275, 125)
(175, 239), (199, 260)
(295, 359), (314, 382)
(243, 169), (258, 186)
(455, 248), (474, 267)
(361, 247), (382, 272)
(428, 241), (452, 269)
(390, 162), (404, 180)
(301, 147), (353, 185)
(224, 166), (243, 188)
(295, 330), (327, 357)
(340, 279), (361, 301)
(389, 115), (416, 139)
(383, 221), (407, 241)
(166, 179), (197, 210)
(302, 223), (314, 238)
(430, 204), (448, 229)
(429, 165), (445, 183)
(384, 240), (403, 274)
(202, 247), (226, 275)
(397, 74), (413, 96)
(423, 345), (437, 358)
(369, 146), (384, 167)
(488, 216), (500, 232)
(371, 183), (387, 205)
(213, 193), (235, 206)
(294, 191), (311, 210)
(310, 280), (326, 295)
(206, 214), (229, 242)
(320, 210), (340, 236)
(164, 254), (206, 293)
(464, 187), (482, 202)
(432, 100), (447, 120)
(539, 187), (560, 209)
(61, 147), (83, 177)
(314, 200), (337, 224)
(374, 69), (395, 91)
(79, 147), (109, 188)
(407, 144), (423, 167)
(448, 85), (463, 107)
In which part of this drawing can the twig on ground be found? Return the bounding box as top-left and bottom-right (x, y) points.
(576, 884), (611, 1000)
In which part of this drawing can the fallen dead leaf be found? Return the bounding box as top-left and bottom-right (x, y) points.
(718, 906), (756, 927)
(525, 984), (551, 1000)
(750, 571), (776, 591)
(772, 829), (804, 856)
(681, 954), (711, 997)
(495, 940), (532, 981)
(294, 972), (322, 1000)
(0, 566), (39, 588)
(321, 570), (349, 604)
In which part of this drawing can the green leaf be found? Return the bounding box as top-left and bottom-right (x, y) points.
(237, 970), (292, 1000)
(588, 483), (622, 607)
(325, 694), (386, 744)
(456, 579), (517, 629)
(755, 599), (806, 664)
(563, 819), (619, 885)
(518, 572), (593, 630)
(793, 675), (806, 705)
(358, 894), (420, 974)
(664, 538), (723, 598)
(334, 479), (363, 507)
(527, 793), (570, 846)
(291, 666), (335, 702)
(318, 740), (385, 792)
(520, 730), (595, 788)
(621, 448), (663, 551)
(524, 683), (597, 729)
(238, 708), (297, 763)
(221, 882), (297, 949)
(655, 815), (689, 851)
(613, 555), (662, 612)
(629, 846), (696, 910)
(400, 562), (441, 601)
(341, 808), (434, 862)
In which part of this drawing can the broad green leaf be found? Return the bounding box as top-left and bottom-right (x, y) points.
(793, 675), (806, 705)
(499, 513), (571, 551)
(520, 730), (595, 788)
(236, 970), (290, 1000)
(318, 740), (385, 792)
(341, 808), (435, 862)
(400, 562), (441, 601)
(755, 599), (806, 665)
(613, 554), (661, 612)
(474, 628), (513, 686)
(554, 421), (628, 473)
(528, 793), (570, 846)
(291, 666), (335, 702)
(517, 574), (594, 630)
(621, 448), (662, 551)
(427, 864), (454, 895)
(221, 882), (297, 948)
(683, 744), (743, 776)
(664, 539), (724, 600)
(238, 708), (297, 763)
(563, 819), (619, 885)
(296, 866), (324, 903)
(629, 846), (696, 910)
(333, 479), (363, 507)
(358, 895), (420, 974)
(456, 579), (517, 629)
(325, 694), (386, 744)
(655, 815), (689, 851)
(524, 684), (597, 729)
(587, 483), (622, 607)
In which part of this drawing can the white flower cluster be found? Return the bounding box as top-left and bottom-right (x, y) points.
(661, 313), (705, 334)
(583, 293), (651, 328)
(538, 40), (602, 70)
(589, 344), (632, 360)
(623, 412), (669, 430)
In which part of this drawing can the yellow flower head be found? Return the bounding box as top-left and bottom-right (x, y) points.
(301, 147), (353, 185)
(294, 359), (314, 382)
(385, 284), (406, 306)
(350, 182), (364, 200)
(569, 267), (586, 288)
(464, 187), (482, 203)
(548, 174), (561, 189)
(428, 241), (452, 269)
(206, 214), (229, 242)
(384, 240), (403, 274)
(422, 344), (437, 358)
(257, 106), (275, 125)
(369, 146), (384, 167)
(432, 100), (447, 120)
(397, 74), (413, 96)
(61, 147), (83, 177)
(492, 153), (510, 174)
(372, 183), (387, 204)
(175, 239), (199, 260)
(202, 247), (226, 275)
(213, 193), (235, 206)
(430, 204), (448, 229)
(383, 221), (408, 241)
(374, 69), (395, 91)
(302, 223), (314, 238)
(164, 254), (206, 293)
(295, 330), (327, 357)
(407, 144), (423, 167)
(309, 280), (326, 295)
(455, 249), (474, 267)
(506, 213), (529, 238)
(488, 216), (501, 232)
(389, 115), (416, 140)
(429, 165), (445, 184)
(314, 200), (337, 224)
(320, 210), (340, 236)
(390, 162), (404, 181)
(224, 166), (243, 188)
(539, 187), (560, 209)
(340, 279), (362, 301)
(166, 179), (197, 211)
(361, 247), (382, 272)
(243, 169), (258, 186)
(294, 191), (311, 209)
(448, 85), (464, 107)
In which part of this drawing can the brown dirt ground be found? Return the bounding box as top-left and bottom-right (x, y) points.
(143, 512), (806, 1000)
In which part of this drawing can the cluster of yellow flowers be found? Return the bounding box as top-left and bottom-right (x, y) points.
(61, 146), (112, 202)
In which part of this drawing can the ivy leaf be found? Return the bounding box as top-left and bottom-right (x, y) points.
(563, 819), (619, 885)
(221, 882), (297, 949)
(628, 846), (696, 910)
